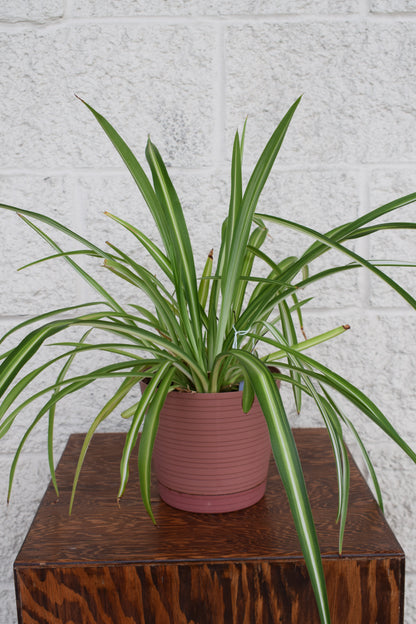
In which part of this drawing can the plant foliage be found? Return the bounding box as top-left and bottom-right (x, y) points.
(1, 96), (416, 624)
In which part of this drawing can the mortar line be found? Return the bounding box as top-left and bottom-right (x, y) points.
(2, 162), (416, 177)
(368, 11), (416, 19)
(2, 12), (416, 32)
(2, 306), (413, 325)
(302, 306), (415, 317)
(2, 13), (414, 33)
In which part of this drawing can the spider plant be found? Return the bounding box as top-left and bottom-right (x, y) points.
(1, 95), (416, 624)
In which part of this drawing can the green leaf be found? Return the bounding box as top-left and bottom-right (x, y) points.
(7, 379), (91, 503)
(268, 347), (416, 465)
(261, 324), (350, 362)
(103, 241), (188, 348)
(0, 349), (78, 429)
(241, 374), (255, 413)
(222, 130), (243, 270)
(117, 363), (174, 510)
(258, 213), (416, 311)
(76, 97), (174, 256)
(104, 211), (173, 281)
(69, 375), (140, 513)
(309, 193), (416, 253)
(215, 350), (330, 624)
(240, 116), (248, 158)
(0, 302), (106, 346)
(347, 221), (416, 240)
(279, 300), (302, 413)
(17, 213), (128, 316)
(0, 321), (72, 399)
(324, 391), (383, 511)
(263, 321), (350, 552)
(137, 365), (176, 523)
(1, 359), (152, 445)
(215, 97), (302, 356)
(233, 225), (268, 320)
(18, 249), (102, 271)
(198, 249), (214, 311)
(48, 329), (93, 497)
(145, 138), (203, 364)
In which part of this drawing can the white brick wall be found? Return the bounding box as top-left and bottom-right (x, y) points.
(0, 2), (415, 622)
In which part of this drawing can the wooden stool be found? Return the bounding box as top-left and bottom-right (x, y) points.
(14, 429), (404, 623)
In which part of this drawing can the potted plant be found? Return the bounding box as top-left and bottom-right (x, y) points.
(0, 95), (415, 624)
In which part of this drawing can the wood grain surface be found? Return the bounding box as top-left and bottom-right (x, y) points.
(14, 429), (405, 623)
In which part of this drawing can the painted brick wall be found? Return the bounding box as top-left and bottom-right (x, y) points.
(0, 2), (416, 622)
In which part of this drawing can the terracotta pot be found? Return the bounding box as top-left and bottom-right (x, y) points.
(151, 388), (273, 513)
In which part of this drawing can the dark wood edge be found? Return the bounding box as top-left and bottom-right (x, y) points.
(14, 568), (23, 624)
(14, 551), (405, 572)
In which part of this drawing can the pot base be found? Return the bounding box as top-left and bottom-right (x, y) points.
(158, 479), (267, 513)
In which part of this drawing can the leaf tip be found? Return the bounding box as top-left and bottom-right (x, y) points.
(343, 324), (351, 330)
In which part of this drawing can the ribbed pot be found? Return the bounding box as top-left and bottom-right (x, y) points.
(151, 389), (272, 513)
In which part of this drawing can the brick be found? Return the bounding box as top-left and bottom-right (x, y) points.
(364, 25), (416, 163)
(226, 22), (364, 167)
(0, 176), (82, 315)
(70, 0), (360, 17)
(370, 0), (416, 12)
(225, 22), (416, 166)
(0, 24), (215, 169)
(0, 0), (63, 22)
